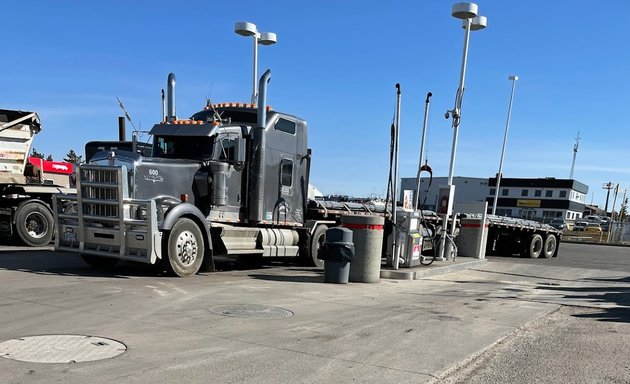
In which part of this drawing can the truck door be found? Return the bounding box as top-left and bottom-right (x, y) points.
(267, 117), (303, 226)
(277, 156), (297, 224)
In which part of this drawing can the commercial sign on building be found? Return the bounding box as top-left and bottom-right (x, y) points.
(517, 199), (541, 208)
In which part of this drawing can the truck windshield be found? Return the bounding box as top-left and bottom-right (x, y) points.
(154, 135), (214, 160)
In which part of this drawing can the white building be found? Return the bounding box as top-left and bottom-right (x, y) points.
(399, 177), (489, 211)
(487, 177), (588, 221)
(400, 175), (589, 222)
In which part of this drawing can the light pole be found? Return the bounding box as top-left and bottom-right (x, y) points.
(234, 22), (277, 104)
(438, 3), (487, 260)
(445, 3), (487, 187)
(492, 75), (518, 216)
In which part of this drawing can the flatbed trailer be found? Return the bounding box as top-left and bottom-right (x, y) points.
(466, 214), (562, 258)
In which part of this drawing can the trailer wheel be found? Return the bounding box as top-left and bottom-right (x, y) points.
(542, 235), (557, 259)
(81, 255), (119, 269)
(163, 218), (204, 277)
(527, 234), (543, 258)
(307, 224), (328, 268)
(15, 201), (54, 247)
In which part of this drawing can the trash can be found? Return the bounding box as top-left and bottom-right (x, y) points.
(318, 227), (354, 284)
(342, 215), (384, 283)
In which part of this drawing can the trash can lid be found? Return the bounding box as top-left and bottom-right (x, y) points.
(325, 227), (353, 243)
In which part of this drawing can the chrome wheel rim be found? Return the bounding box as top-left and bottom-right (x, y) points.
(175, 230), (198, 266)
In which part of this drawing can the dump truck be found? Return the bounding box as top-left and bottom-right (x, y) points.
(0, 109), (75, 246)
(54, 70), (357, 275)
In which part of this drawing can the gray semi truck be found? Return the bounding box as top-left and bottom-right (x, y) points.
(53, 70), (345, 276)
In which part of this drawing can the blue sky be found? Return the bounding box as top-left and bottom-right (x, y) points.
(2, 0), (629, 209)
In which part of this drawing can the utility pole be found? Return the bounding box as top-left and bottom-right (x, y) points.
(603, 182), (614, 214)
(569, 132), (580, 179)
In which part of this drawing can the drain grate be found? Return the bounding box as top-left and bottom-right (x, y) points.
(210, 304), (294, 319)
(0, 335), (127, 364)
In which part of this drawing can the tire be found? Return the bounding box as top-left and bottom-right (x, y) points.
(81, 254), (119, 269)
(15, 202), (54, 247)
(163, 218), (204, 277)
(307, 224), (328, 268)
(528, 234), (543, 259)
(543, 235), (557, 258)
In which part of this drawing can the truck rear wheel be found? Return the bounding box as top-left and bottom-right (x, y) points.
(542, 234), (557, 258)
(307, 224), (328, 268)
(15, 201), (54, 247)
(527, 234), (543, 258)
(163, 218), (204, 277)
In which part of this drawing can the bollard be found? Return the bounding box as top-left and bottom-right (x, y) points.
(342, 215), (385, 283)
(456, 217), (488, 259)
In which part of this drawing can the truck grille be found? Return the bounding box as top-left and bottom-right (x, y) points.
(54, 163), (161, 264)
(78, 166), (128, 224)
(80, 167), (126, 221)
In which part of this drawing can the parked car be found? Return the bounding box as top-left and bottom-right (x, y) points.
(549, 218), (567, 231)
(573, 221), (588, 231)
(585, 223), (602, 233)
(585, 215), (602, 223)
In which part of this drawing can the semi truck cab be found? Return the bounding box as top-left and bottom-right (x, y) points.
(54, 70), (315, 276)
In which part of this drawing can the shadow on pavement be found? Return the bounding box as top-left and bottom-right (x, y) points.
(0, 247), (305, 279)
(247, 273), (324, 284)
(0, 248), (158, 278)
(538, 283), (630, 323)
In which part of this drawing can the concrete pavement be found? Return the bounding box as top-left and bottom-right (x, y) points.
(0, 245), (628, 383)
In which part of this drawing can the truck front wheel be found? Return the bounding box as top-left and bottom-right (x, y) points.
(15, 201), (54, 247)
(163, 218), (204, 277)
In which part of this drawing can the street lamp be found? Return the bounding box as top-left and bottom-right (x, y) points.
(234, 21), (277, 103)
(492, 75), (519, 216)
(445, 3), (487, 187)
(439, 2), (487, 260)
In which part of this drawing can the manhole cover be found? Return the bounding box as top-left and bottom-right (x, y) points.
(209, 304), (293, 319)
(0, 335), (127, 363)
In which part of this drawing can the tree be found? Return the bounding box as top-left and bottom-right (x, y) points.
(46, 155), (54, 161)
(31, 148), (45, 159)
(64, 149), (82, 164)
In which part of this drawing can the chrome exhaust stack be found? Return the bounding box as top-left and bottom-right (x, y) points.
(166, 73), (176, 122)
(249, 69), (271, 222)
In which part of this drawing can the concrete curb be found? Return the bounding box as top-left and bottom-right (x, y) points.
(380, 258), (487, 280)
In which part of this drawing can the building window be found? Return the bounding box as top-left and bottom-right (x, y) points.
(559, 190), (567, 198)
(502, 189), (509, 196)
(566, 211), (571, 219)
(521, 189), (529, 197)
(496, 208), (511, 217)
(535, 190), (542, 197)
(546, 190), (553, 198)
(489, 188), (496, 196)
